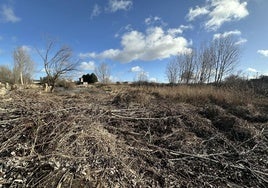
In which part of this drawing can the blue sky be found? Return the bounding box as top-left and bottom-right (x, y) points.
(0, 0), (267, 82)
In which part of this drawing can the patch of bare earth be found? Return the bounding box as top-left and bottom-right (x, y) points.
(0, 86), (267, 187)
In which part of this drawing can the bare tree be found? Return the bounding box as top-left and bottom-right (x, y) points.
(37, 40), (78, 92)
(166, 36), (240, 85)
(166, 58), (179, 84)
(136, 71), (148, 82)
(196, 44), (214, 83)
(13, 46), (35, 85)
(211, 36), (240, 84)
(193, 37), (240, 84)
(95, 63), (111, 84)
(178, 51), (196, 84)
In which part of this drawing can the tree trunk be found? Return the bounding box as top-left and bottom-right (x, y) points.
(20, 72), (24, 85)
(50, 84), (55, 92)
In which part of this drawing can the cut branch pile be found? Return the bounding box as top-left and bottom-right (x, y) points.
(0, 89), (267, 187)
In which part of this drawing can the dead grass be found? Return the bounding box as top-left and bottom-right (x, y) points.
(0, 86), (267, 187)
(136, 85), (254, 106)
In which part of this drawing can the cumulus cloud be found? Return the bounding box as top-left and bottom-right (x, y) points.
(206, 0), (248, 30)
(91, 4), (101, 19)
(80, 26), (191, 63)
(130, 66), (143, 72)
(80, 61), (95, 71)
(257, 50), (268, 57)
(0, 5), (21, 23)
(247, 68), (257, 73)
(107, 0), (133, 12)
(187, 0), (249, 30)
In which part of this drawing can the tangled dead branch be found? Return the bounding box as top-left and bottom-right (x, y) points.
(0, 88), (267, 187)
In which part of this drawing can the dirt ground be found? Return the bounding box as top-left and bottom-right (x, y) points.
(0, 85), (267, 187)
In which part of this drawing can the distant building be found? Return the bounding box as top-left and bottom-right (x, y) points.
(79, 77), (88, 85)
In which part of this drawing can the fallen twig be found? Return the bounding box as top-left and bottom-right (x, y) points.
(110, 112), (182, 120)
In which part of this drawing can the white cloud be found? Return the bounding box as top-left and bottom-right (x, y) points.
(79, 52), (96, 59)
(167, 28), (183, 36)
(114, 24), (133, 38)
(95, 49), (121, 59)
(91, 4), (101, 18)
(80, 61), (95, 71)
(90, 0), (132, 18)
(235, 38), (247, 45)
(145, 16), (160, 25)
(149, 77), (157, 82)
(247, 68), (257, 73)
(107, 0), (133, 12)
(130, 66), (143, 72)
(124, 24), (132, 31)
(179, 25), (193, 30)
(81, 26), (191, 63)
(144, 17), (192, 36)
(213, 30), (241, 39)
(206, 0), (249, 30)
(187, 6), (209, 21)
(213, 30), (247, 45)
(144, 16), (167, 26)
(187, 0), (249, 30)
(21, 45), (32, 52)
(167, 25), (193, 37)
(0, 5), (21, 23)
(257, 50), (268, 57)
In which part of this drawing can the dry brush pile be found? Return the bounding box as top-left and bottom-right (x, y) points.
(0, 86), (268, 187)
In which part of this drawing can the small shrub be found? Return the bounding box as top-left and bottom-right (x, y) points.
(112, 88), (152, 107)
(56, 80), (75, 89)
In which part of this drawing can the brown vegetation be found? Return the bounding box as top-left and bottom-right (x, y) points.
(0, 84), (267, 187)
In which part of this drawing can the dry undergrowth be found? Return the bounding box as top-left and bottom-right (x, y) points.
(145, 85), (254, 106)
(0, 85), (267, 187)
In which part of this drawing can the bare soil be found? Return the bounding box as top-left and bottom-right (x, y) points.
(0, 86), (267, 187)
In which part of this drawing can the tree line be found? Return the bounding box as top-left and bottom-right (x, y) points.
(0, 38), (111, 92)
(166, 36), (240, 84)
(0, 47), (35, 85)
(1, 35), (241, 92)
